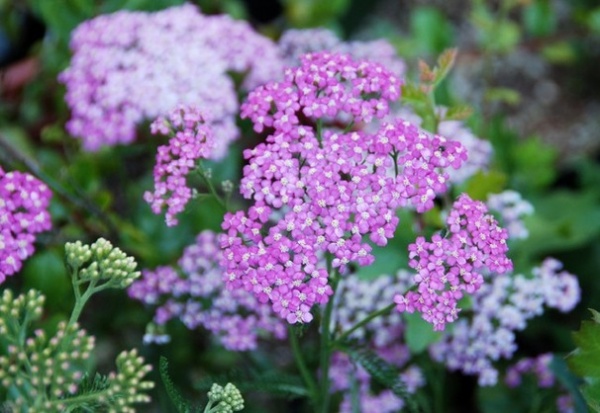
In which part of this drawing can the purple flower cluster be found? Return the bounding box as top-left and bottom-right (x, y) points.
(0, 167), (52, 283)
(60, 4), (281, 152)
(429, 257), (580, 385)
(221, 51), (466, 324)
(487, 190), (534, 240)
(329, 272), (424, 412)
(143, 105), (213, 226)
(128, 231), (286, 351)
(506, 354), (573, 413)
(395, 194), (512, 331)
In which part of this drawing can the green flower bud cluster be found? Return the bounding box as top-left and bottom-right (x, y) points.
(0, 289), (44, 336)
(0, 290), (154, 413)
(206, 383), (244, 413)
(66, 238), (140, 289)
(103, 349), (155, 413)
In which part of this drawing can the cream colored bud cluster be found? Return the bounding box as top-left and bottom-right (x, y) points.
(207, 383), (245, 413)
(66, 238), (140, 288)
(0, 289), (44, 336)
(102, 349), (154, 413)
(0, 291), (92, 408)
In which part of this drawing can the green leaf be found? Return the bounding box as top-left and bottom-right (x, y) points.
(464, 170), (508, 201)
(523, 0), (556, 37)
(160, 356), (194, 413)
(432, 48), (457, 87)
(568, 310), (600, 412)
(404, 312), (442, 354)
(344, 345), (421, 413)
(484, 87), (521, 106)
(444, 104), (473, 121)
(410, 7), (454, 55)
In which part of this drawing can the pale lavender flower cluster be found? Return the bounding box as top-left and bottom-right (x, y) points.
(506, 354), (573, 413)
(128, 231), (286, 351)
(221, 52), (466, 324)
(394, 194), (512, 331)
(329, 272), (424, 412)
(278, 28), (406, 79)
(143, 105), (213, 226)
(487, 190), (534, 240)
(60, 4), (281, 152)
(330, 351), (424, 413)
(437, 120), (493, 184)
(505, 353), (555, 388)
(333, 272), (410, 346)
(0, 167), (52, 283)
(429, 257), (580, 385)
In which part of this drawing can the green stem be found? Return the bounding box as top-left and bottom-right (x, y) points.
(198, 162), (228, 212)
(333, 303), (395, 347)
(318, 261), (339, 413)
(316, 118), (324, 148)
(68, 280), (97, 328)
(288, 325), (318, 404)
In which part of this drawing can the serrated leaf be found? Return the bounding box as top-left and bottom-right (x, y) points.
(344, 345), (421, 413)
(444, 104), (473, 121)
(433, 48), (457, 86)
(401, 82), (429, 104)
(160, 357), (194, 413)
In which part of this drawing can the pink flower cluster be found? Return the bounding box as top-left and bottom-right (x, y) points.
(221, 52), (466, 324)
(143, 105), (213, 226)
(394, 194), (513, 331)
(429, 257), (580, 385)
(386, 106), (493, 184)
(0, 167), (52, 283)
(128, 231), (286, 351)
(60, 4), (281, 152)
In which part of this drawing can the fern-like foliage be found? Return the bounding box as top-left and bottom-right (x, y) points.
(160, 356), (197, 413)
(343, 342), (422, 413)
(194, 369), (308, 399)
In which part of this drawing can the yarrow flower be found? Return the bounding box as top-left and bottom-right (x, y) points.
(221, 51), (466, 324)
(143, 105), (213, 226)
(487, 190), (534, 240)
(383, 106), (493, 185)
(394, 194), (513, 331)
(60, 4), (282, 152)
(429, 257), (580, 385)
(0, 167), (52, 283)
(128, 231), (286, 351)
